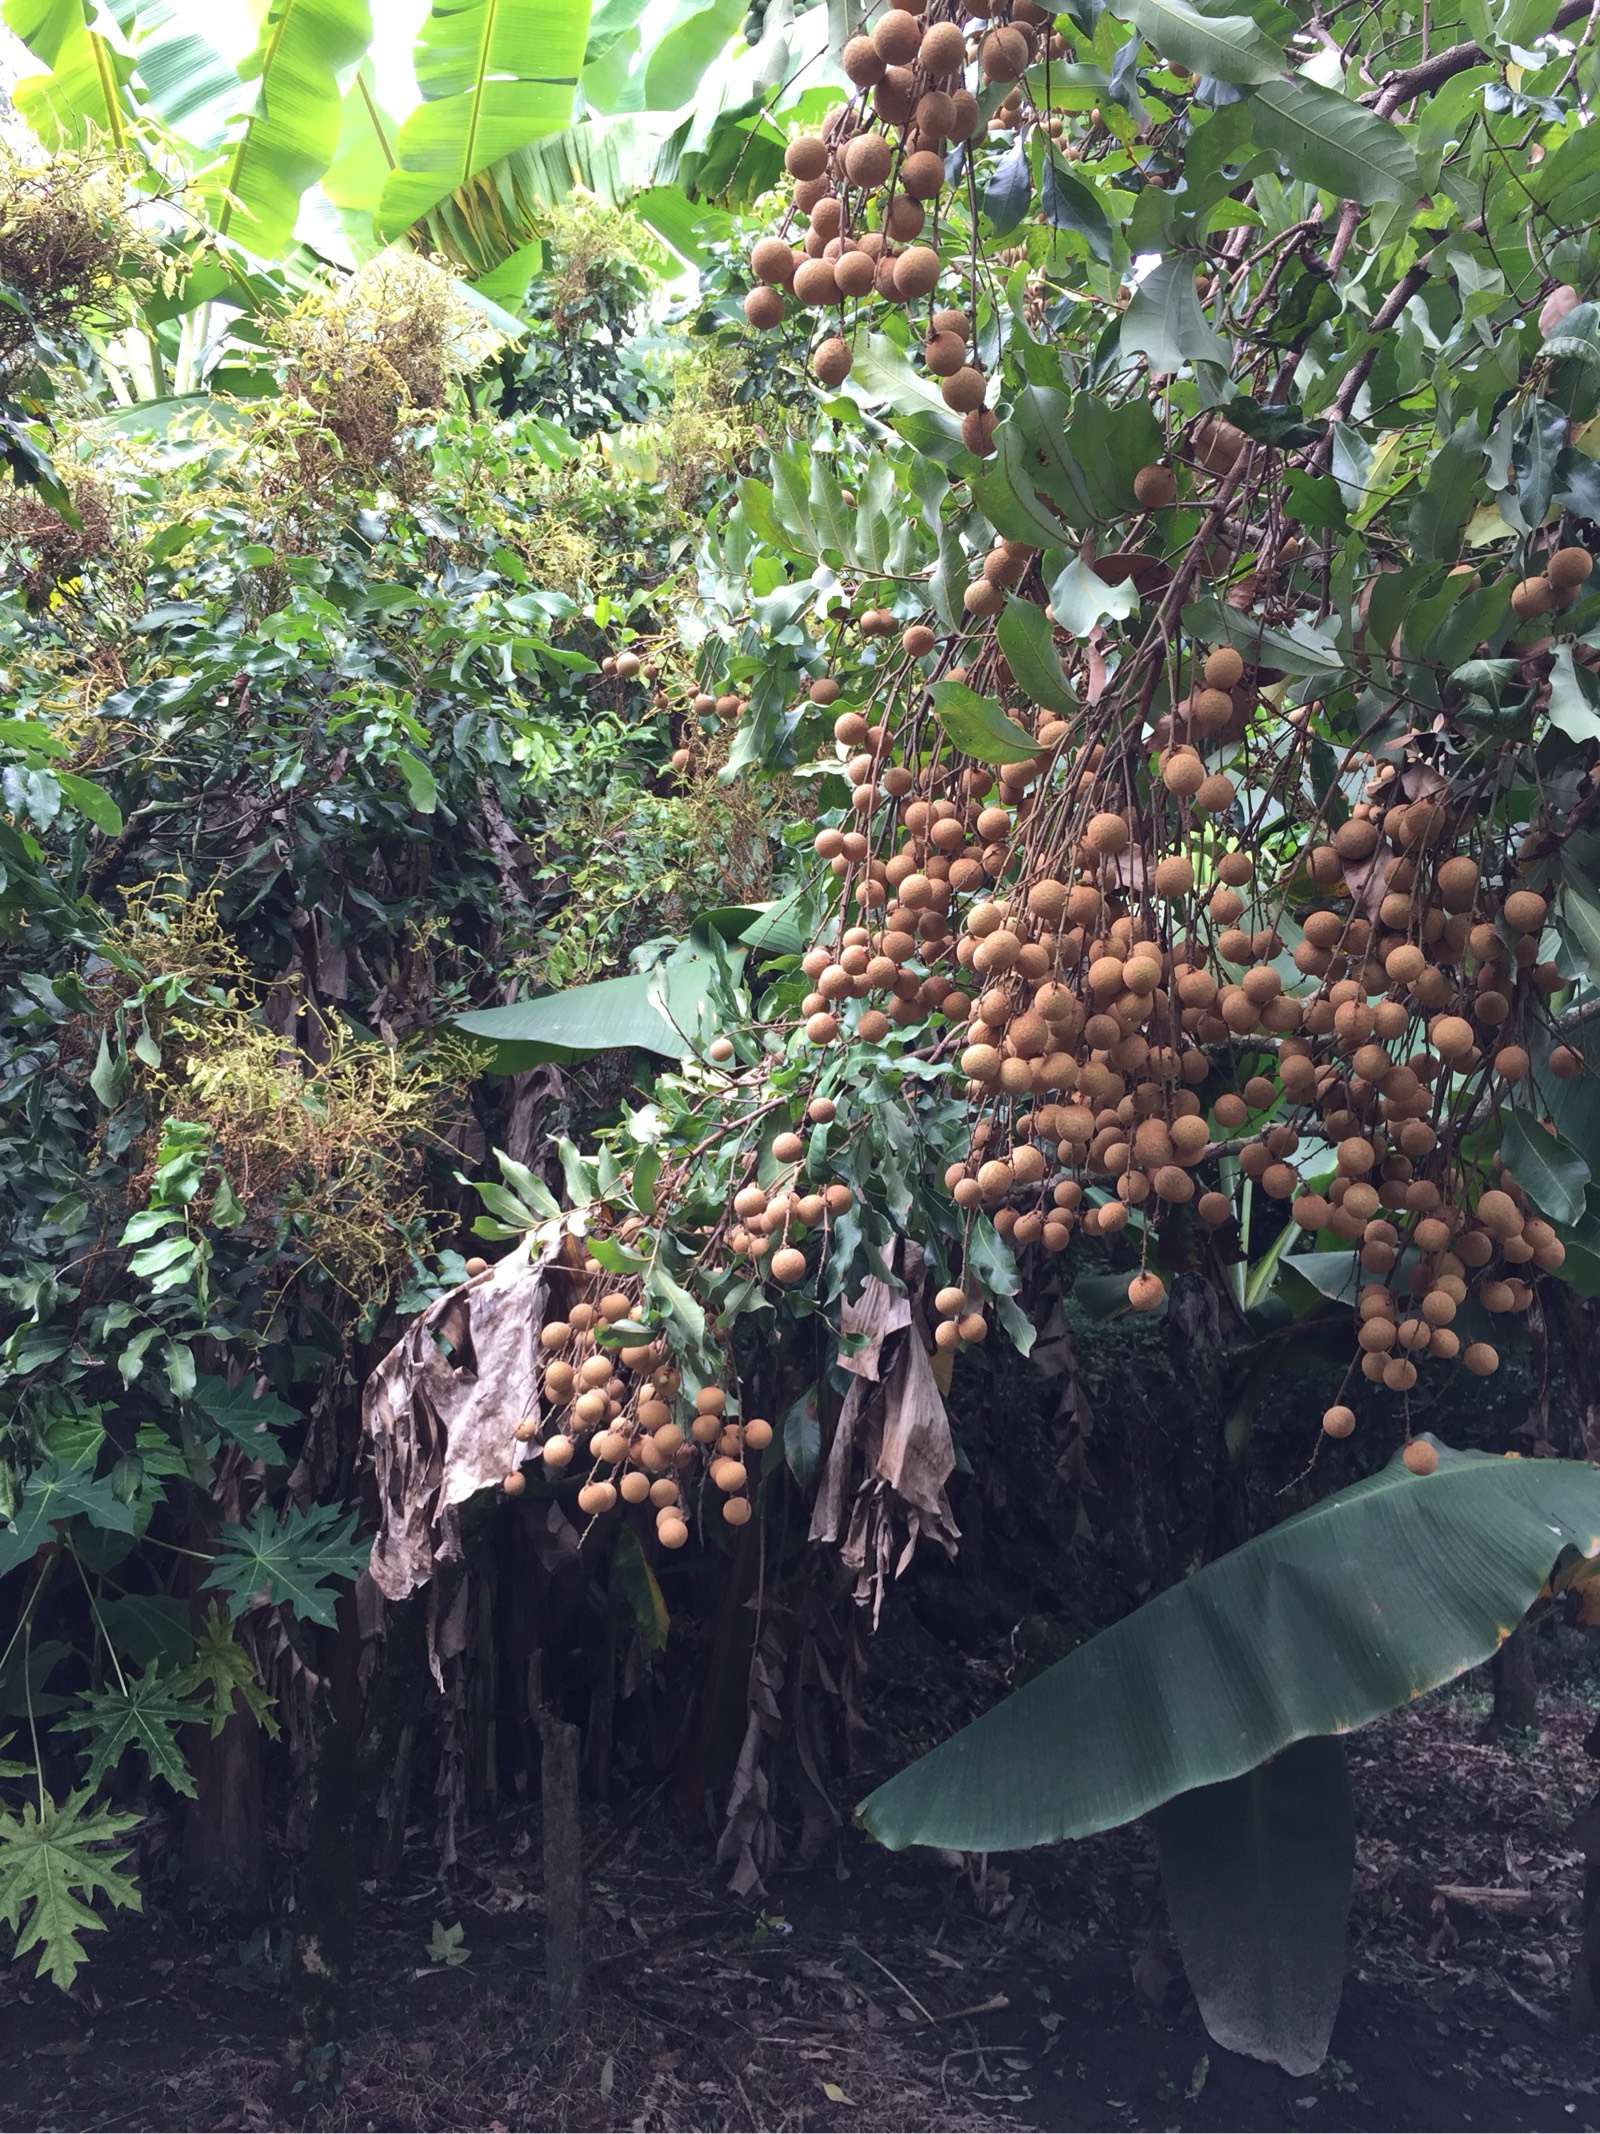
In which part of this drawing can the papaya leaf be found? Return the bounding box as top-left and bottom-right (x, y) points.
(0, 1787), (141, 1990)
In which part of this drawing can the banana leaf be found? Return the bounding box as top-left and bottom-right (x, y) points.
(859, 1442), (1600, 1853)
(1151, 1735), (1355, 2076)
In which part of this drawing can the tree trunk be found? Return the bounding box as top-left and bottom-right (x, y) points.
(182, 1709), (266, 1919)
(286, 1587), (424, 2061)
(539, 1706), (584, 2026)
(1481, 1621), (1540, 1739)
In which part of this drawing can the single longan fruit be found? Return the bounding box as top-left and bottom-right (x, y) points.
(1128, 1271), (1166, 1312)
(743, 1417), (774, 1451)
(900, 148), (946, 199)
(1502, 888), (1548, 934)
(844, 132), (894, 188)
(981, 24), (1030, 79)
(812, 336), (853, 387)
(1464, 1341), (1500, 1376)
(1511, 575), (1553, 619)
(784, 135), (828, 181)
(1133, 463), (1176, 509)
(465, 1255), (489, 1276)
(941, 366), (988, 413)
(542, 1435), (575, 1469)
(657, 1514), (690, 1549)
(842, 32), (885, 84)
(723, 1496), (754, 1527)
(577, 1481), (618, 1516)
(962, 408), (998, 455)
(902, 622), (937, 657)
(771, 1246), (809, 1285)
(919, 19), (967, 73)
(1322, 1405), (1357, 1439)
(1203, 647), (1245, 690)
(502, 1468), (527, 1495)
(1549, 544), (1594, 592)
(1402, 1440), (1439, 1476)
(894, 245), (942, 299)
(743, 286), (785, 330)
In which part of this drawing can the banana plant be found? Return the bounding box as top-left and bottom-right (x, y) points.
(858, 1444), (1600, 2074)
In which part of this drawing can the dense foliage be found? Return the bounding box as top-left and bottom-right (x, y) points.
(7, 0), (1600, 2081)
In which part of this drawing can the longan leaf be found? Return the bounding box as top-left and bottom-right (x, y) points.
(929, 683), (1037, 766)
(996, 599), (1076, 718)
(614, 1526), (669, 1651)
(1499, 1107), (1590, 1227)
(1120, 0), (1289, 84)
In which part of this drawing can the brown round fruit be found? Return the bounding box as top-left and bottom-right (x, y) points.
(844, 131), (894, 188)
(919, 20), (967, 74)
(812, 336), (852, 386)
(784, 135), (828, 181)
(1402, 1440), (1439, 1476)
(1132, 463), (1176, 509)
(1322, 1405), (1356, 1439)
(743, 286), (784, 330)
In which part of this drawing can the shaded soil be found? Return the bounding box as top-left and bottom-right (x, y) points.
(6, 1688), (1600, 2131)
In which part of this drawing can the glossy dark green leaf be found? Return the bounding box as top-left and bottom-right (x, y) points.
(984, 137), (1032, 233)
(930, 682), (1038, 764)
(1123, 0), (1288, 81)
(1152, 1736), (1354, 2077)
(997, 598), (1076, 716)
(1500, 1106), (1590, 1227)
(1250, 79), (1420, 205)
(1040, 152), (1113, 261)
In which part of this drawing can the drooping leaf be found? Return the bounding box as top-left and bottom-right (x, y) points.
(1499, 1106), (1590, 1227)
(984, 137), (1033, 233)
(1121, 254), (1229, 371)
(202, 1500), (367, 1627)
(0, 1787), (141, 1990)
(614, 1524), (670, 1651)
(179, 1602), (278, 1737)
(858, 1444), (1600, 1854)
(205, 0), (375, 257)
(930, 682), (1039, 765)
(1040, 151), (1114, 261)
(997, 598), (1076, 717)
(1152, 1737), (1354, 2076)
(377, 0), (591, 241)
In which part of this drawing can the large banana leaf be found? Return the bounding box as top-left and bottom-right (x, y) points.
(4, 0), (133, 148)
(1151, 1736), (1355, 2076)
(376, 0), (592, 242)
(408, 112), (676, 276)
(207, 0), (375, 257)
(858, 1443), (1600, 1852)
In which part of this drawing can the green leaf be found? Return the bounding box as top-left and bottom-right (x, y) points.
(62, 1661), (208, 1797)
(207, 0), (376, 257)
(377, 0), (591, 240)
(1500, 1107), (1590, 1227)
(54, 774), (122, 836)
(1122, 0), (1288, 83)
(0, 1787), (141, 1990)
(454, 943), (741, 1071)
(984, 137), (1032, 233)
(1405, 415), (1483, 563)
(202, 1500), (367, 1627)
(614, 1524), (670, 1651)
(393, 747), (439, 814)
(191, 1373), (297, 1468)
(1040, 152), (1114, 262)
(930, 682), (1039, 765)
(643, 1263), (706, 1347)
(782, 1387), (821, 1486)
(997, 599), (1076, 717)
(857, 1443), (1600, 1853)
(1151, 1736), (1354, 2077)
(1548, 645), (1600, 744)
(1121, 255), (1229, 372)
(1249, 79), (1421, 205)
(179, 1603), (278, 1737)
(3, 0), (134, 150)
(1049, 555), (1141, 635)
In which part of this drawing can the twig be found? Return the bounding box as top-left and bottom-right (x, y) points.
(848, 1943), (938, 2024)
(913, 1992), (1011, 2026)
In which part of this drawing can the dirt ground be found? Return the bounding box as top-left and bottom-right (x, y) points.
(7, 1683), (1600, 2133)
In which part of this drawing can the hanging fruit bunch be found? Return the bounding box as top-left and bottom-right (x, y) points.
(477, 0), (1600, 1498)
